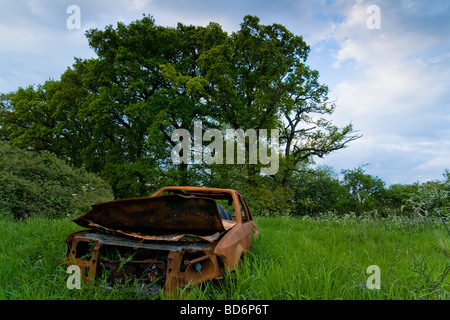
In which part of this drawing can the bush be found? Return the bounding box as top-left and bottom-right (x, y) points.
(404, 180), (449, 220)
(0, 143), (114, 219)
(243, 183), (294, 217)
(293, 166), (348, 216)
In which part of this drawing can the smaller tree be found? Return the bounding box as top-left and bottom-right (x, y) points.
(293, 165), (348, 216)
(444, 169), (450, 183)
(384, 183), (419, 214)
(340, 165), (386, 214)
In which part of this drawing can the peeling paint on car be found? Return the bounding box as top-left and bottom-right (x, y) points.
(64, 186), (258, 296)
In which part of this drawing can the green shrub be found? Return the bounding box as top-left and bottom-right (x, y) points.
(242, 183), (294, 216)
(293, 166), (348, 216)
(404, 180), (449, 220)
(0, 143), (113, 219)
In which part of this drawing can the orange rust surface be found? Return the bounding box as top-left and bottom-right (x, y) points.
(64, 186), (259, 295)
(73, 193), (226, 234)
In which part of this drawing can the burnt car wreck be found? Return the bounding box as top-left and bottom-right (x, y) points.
(64, 186), (259, 296)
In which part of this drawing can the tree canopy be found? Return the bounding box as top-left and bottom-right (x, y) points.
(0, 15), (359, 210)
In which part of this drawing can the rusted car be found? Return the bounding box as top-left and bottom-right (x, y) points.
(64, 186), (259, 295)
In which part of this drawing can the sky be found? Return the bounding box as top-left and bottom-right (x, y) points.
(1, 0), (449, 186)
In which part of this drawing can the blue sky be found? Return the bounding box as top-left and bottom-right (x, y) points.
(1, 0), (449, 186)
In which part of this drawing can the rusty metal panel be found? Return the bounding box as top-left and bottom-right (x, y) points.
(76, 227), (223, 242)
(65, 186), (259, 296)
(73, 194), (226, 235)
(73, 231), (214, 251)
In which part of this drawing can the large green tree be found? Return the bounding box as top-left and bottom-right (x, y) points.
(1, 16), (227, 197)
(0, 15), (359, 206)
(196, 16), (360, 188)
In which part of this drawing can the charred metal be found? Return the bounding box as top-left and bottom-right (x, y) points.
(64, 186), (259, 296)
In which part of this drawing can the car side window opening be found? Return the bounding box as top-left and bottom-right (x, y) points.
(217, 203), (233, 220)
(238, 199), (248, 222)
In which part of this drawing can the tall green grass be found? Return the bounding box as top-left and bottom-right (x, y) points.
(0, 215), (449, 300)
(186, 216), (450, 300)
(0, 215), (140, 300)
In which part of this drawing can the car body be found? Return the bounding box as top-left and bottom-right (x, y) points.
(64, 186), (259, 295)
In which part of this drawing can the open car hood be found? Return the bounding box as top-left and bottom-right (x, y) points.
(73, 194), (230, 242)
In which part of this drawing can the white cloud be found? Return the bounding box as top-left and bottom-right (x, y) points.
(124, 0), (153, 11)
(27, 0), (49, 18)
(313, 0), (450, 184)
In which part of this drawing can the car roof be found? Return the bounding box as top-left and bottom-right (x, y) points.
(158, 186), (238, 193)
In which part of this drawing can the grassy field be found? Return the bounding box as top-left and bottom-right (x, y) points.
(0, 214), (449, 300)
